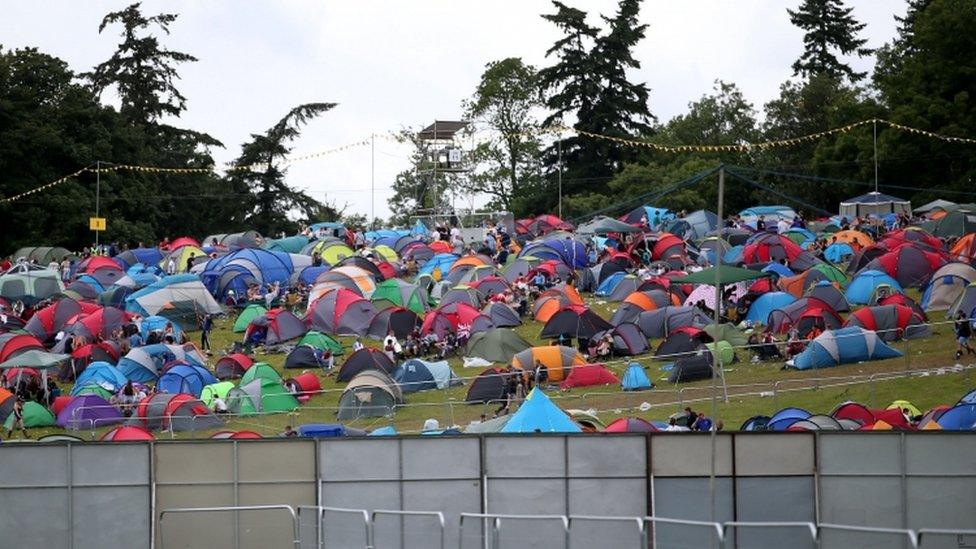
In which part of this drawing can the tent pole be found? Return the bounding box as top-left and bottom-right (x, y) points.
(95, 160), (101, 248)
(557, 137), (563, 219)
(709, 165), (726, 529)
(873, 120), (879, 194)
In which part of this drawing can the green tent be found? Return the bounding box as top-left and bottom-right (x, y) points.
(298, 331), (344, 355)
(466, 329), (532, 363)
(228, 378), (299, 415)
(263, 235), (310, 254)
(371, 279), (428, 314)
(671, 265), (770, 285)
(72, 385), (114, 400)
(201, 381), (235, 407)
(4, 401), (56, 429)
(240, 362), (283, 385)
(233, 304), (268, 333)
(0, 349), (70, 370)
(704, 341), (736, 365)
(702, 323), (748, 346)
(810, 263), (848, 285)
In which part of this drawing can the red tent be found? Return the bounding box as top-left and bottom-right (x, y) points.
(285, 372), (322, 404)
(559, 363), (619, 389)
(101, 426), (156, 441)
(215, 353), (254, 380)
(604, 417), (659, 433)
(76, 255), (123, 274)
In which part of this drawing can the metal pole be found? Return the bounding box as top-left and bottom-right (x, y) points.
(371, 134), (376, 228)
(709, 165), (725, 529)
(557, 138), (563, 219)
(873, 120), (879, 193)
(95, 160), (101, 248)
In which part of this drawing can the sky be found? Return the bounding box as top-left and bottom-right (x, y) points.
(1, 0), (907, 222)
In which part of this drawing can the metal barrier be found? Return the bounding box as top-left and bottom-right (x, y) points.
(371, 509), (446, 549)
(645, 516), (725, 548)
(159, 504), (300, 549)
(459, 513), (569, 549)
(567, 515), (646, 549)
(819, 522), (919, 549)
(917, 528), (976, 548)
(298, 505), (372, 549)
(721, 521), (818, 548)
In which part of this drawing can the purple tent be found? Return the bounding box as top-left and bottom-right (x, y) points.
(56, 394), (124, 430)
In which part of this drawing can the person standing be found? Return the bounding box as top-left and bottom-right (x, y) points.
(6, 398), (28, 439)
(199, 313), (213, 354)
(954, 312), (975, 359)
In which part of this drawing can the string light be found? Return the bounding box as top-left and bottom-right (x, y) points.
(1, 120), (974, 205)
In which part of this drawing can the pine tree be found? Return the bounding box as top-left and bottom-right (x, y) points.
(226, 103), (339, 236)
(788, 0), (873, 81)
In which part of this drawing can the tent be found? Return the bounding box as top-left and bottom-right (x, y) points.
(465, 329), (532, 363)
(839, 191), (912, 218)
(947, 282), (976, 319)
(465, 367), (511, 403)
(0, 268), (64, 305)
(125, 274), (222, 323)
(790, 326), (903, 370)
(845, 270), (903, 305)
(511, 346), (586, 382)
(24, 298), (97, 343)
(920, 211), (976, 238)
(621, 362), (653, 391)
(500, 388), (581, 433)
(766, 297), (843, 335)
(71, 362), (128, 396)
(831, 401), (876, 426)
(936, 404), (976, 430)
(922, 263), (976, 311)
(298, 331), (343, 355)
(540, 305), (612, 340)
(559, 363), (618, 389)
(244, 308), (308, 346)
(667, 350), (715, 383)
(663, 210), (717, 241)
(215, 353), (254, 380)
(366, 307), (421, 340)
(371, 279), (429, 314)
(306, 288), (377, 336)
(132, 393), (222, 432)
(100, 425), (156, 441)
(0, 333), (45, 364)
(284, 372), (322, 403)
(393, 359), (460, 392)
(845, 304), (931, 341)
(864, 246), (945, 288)
(200, 381), (235, 407)
(949, 233), (976, 264)
(284, 345), (325, 370)
(592, 323), (649, 356)
(670, 265), (771, 285)
(336, 370), (403, 420)
(228, 378), (299, 415)
(481, 302), (521, 328)
(577, 215), (643, 234)
(633, 306), (711, 339)
(157, 363), (218, 397)
(336, 348), (396, 382)
(56, 394), (123, 430)
(622, 205), (677, 227)
(745, 292), (797, 324)
(234, 304), (268, 333)
(605, 417), (658, 432)
(3, 401), (55, 429)
(533, 288), (584, 322)
(240, 362), (283, 385)
(805, 280), (850, 313)
(117, 344), (204, 383)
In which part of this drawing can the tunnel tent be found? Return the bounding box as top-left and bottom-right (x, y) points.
(510, 346), (586, 382)
(921, 262), (976, 311)
(393, 359), (460, 392)
(789, 326), (903, 370)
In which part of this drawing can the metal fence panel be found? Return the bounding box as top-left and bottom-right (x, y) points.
(566, 435), (646, 478)
(650, 435), (733, 477)
(485, 436), (567, 478)
(0, 444), (69, 485)
(319, 438), (400, 481)
(905, 435), (976, 475)
(156, 484), (236, 548)
(732, 477), (816, 549)
(73, 486), (151, 549)
(73, 443), (149, 485)
(0, 487), (69, 548)
(819, 476), (905, 527)
(907, 477), (976, 534)
(819, 433), (902, 475)
(733, 433), (814, 476)
(650, 477), (733, 549)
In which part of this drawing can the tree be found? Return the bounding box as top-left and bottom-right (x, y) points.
(788, 0), (873, 82)
(463, 58), (544, 211)
(226, 103), (340, 236)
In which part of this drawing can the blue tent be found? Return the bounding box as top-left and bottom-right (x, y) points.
(959, 389), (976, 405)
(766, 407), (811, 431)
(157, 363), (217, 397)
(784, 227), (815, 245)
(500, 388), (581, 433)
(117, 344), (203, 383)
(739, 206), (797, 228)
(845, 270), (903, 305)
(761, 263), (794, 278)
(411, 220), (428, 236)
(623, 205), (676, 228)
(621, 362), (652, 391)
(369, 425), (398, 436)
(140, 316), (184, 340)
(295, 265), (329, 286)
(824, 242), (854, 263)
(115, 248), (164, 270)
(75, 274), (106, 293)
(541, 238), (587, 268)
(745, 292), (797, 324)
(393, 359), (459, 392)
(127, 263), (163, 278)
(70, 362), (129, 396)
(365, 229), (408, 242)
(723, 245), (744, 264)
(595, 271), (627, 297)
(791, 326), (903, 370)
(200, 249), (295, 298)
(936, 404), (976, 430)
(418, 253), (459, 277)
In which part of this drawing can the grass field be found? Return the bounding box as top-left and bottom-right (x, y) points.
(24, 289), (976, 441)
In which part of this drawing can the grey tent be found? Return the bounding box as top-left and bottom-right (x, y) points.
(466, 328), (532, 363)
(481, 302), (522, 327)
(805, 280), (851, 313)
(635, 306), (711, 339)
(923, 263), (976, 312)
(839, 191), (912, 218)
(592, 322), (649, 356)
(576, 216), (642, 235)
(337, 370), (403, 420)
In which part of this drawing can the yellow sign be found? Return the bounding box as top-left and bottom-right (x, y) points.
(89, 217), (107, 231)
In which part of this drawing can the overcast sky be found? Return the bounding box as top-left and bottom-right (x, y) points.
(2, 1), (906, 222)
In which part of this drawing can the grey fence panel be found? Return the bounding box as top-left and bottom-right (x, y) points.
(905, 434), (976, 536)
(732, 477), (816, 549)
(651, 477), (734, 549)
(73, 443), (152, 549)
(819, 523), (917, 549)
(484, 437), (568, 548)
(0, 444), (69, 548)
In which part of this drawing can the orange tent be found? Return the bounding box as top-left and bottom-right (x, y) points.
(532, 286), (584, 322)
(511, 345), (586, 382)
(830, 230), (874, 246)
(452, 254), (492, 270)
(950, 233), (976, 263)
